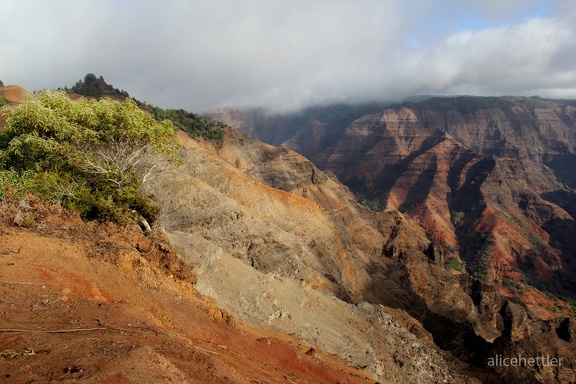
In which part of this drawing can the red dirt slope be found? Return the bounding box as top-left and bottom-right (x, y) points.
(0, 197), (375, 383)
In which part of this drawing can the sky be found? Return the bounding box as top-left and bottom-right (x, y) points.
(1, 0), (575, 112)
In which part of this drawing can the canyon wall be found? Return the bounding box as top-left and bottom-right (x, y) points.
(145, 127), (575, 383)
(207, 97), (576, 306)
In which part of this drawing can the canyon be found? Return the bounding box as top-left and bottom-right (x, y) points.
(207, 97), (576, 303)
(144, 125), (575, 383)
(203, 96), (576, 383)
(2, 84), (575, 383)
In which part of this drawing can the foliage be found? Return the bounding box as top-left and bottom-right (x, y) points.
(0, 79), (4, 87)
(398, 95), (576, 116)
(567, 297), (576, 318)
(0, 90), (179, 225)
(299, 102), (390, 130)
(503, 277), (524, 294)
(467, 232), (494, 282)
(445, 257), (465, 272)
(360, 195), (381, 211)
(136, 102), (225, 142)
(67, 74), (225, 142)
(451, 211), (465, 226)
(70, 73), (129, 99)
(0, 98), (8, 108)
(521, 277), (576, 318)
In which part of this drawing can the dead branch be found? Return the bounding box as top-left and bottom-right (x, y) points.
(134, 242), (154, 255)
(0, 279), (33, 285)
(0, 246), (22, 255)
(194, 346), (218, 355)
(0, 321), (165, 335)
(0, 327), (103, 333)
(242, 377), (271, 383)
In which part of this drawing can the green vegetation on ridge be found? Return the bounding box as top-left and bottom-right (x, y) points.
(0, 90), (179, 225)
(69, 73), (225, 142)
(136, 101), (226, 142)
(398, 95), (576, 115)
(69, 73), (129, 99)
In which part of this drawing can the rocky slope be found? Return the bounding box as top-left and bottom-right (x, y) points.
(207, 97), (576, 311)
(143, 127), (575, 383)
(0, 197), (377, 384)
(3, 84), (575, 383)
(0, 84), (374, 384)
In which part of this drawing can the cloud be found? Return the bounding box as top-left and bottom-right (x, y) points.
(393, 17), (573, 97)
(1, 0), (575, 112)
(453, 0), (545, 20)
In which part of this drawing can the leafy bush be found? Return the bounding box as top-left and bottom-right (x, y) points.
(0, 90), (179, 225)
(451, 211), (465, 226)
(360, 195), (381, 211)
(445, 257), (465, 272)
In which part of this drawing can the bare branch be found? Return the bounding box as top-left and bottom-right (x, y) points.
(142, 164), (157, 183)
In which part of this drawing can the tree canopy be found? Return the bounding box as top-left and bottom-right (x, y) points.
(68, 73), (225, 143)
(70, 73), (129, 98)
(0, 90), (179, 225)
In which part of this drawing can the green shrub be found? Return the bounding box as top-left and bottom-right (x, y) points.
(360, 195), (381, 211)
(67, 74), (225, 143)
(137, 103), (225, 142)
(467, 232), (494, 282)
(22, 217), (36, 228)
(451, 211), (465, 226)
(445, 257), (465, 272)
(0, 90), (179, 225)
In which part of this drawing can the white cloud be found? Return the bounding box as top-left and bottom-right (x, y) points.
(398, 17), (573, 97)
(0, 0), (574, 112)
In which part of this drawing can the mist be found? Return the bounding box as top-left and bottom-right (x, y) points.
(1, 0), (575, 112)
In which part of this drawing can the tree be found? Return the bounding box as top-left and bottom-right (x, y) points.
(71, 73), (129, 98)
(0, 90), (179, 225)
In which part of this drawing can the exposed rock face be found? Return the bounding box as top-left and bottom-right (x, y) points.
(208, 97), (576, 308)
(145, 128), (575, 383)
(6, 84), (573, 382)
(0, 196), (377, 384)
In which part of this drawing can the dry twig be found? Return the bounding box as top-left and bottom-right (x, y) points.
(0, 327), (103, 334)
(0, 279), (34, 285)
(0, 321), (165, 335)
(194, 346), (218, 355)
(0, 246), (22, 255)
